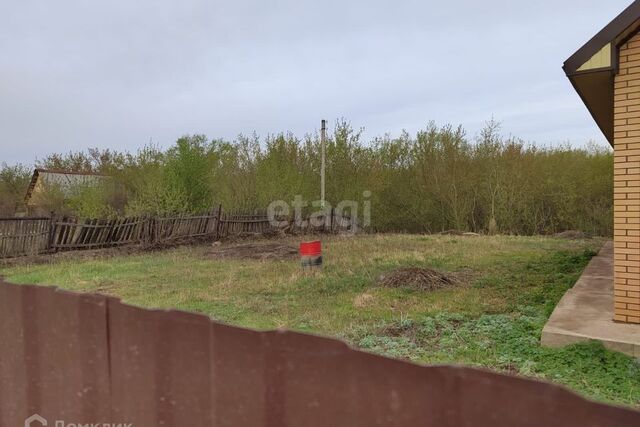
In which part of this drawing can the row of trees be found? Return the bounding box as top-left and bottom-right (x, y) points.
(0, 120), (613, 235)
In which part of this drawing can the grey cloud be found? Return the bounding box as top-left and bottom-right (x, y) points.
(0, 0), (625, 164)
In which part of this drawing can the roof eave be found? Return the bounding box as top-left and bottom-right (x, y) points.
(563, 1), (640, 147)
(566, 69), (615, 146)
(564, 1), (640, 74)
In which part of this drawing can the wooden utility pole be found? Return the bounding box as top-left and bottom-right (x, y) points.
(320, 119), (326, 209)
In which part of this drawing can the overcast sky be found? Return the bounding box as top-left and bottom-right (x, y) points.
(0, 1), (630, 164)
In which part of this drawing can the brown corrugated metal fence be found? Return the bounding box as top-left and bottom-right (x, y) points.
(0, 279), (638, 426)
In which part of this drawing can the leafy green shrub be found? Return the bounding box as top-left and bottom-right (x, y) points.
(0, 163), (30, 216)
(66, 182), (118, 218)
(4, 120), (614, 234)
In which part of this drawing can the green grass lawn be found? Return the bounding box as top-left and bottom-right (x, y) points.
(2, 234), (639, 407)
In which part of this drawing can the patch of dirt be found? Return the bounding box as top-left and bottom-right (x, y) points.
(379, 322), (419, 338)
(353, 292), (375, 308)
(0, 245), (145, 267)
(439, 229), (464, 235)
(554, 230), (591, 239)
(500, 363), (520, 376)
(377, 267), (459, 291)
(223, 229), (287, 242)
(0, 234), (289, 267)
(438, 230), (480, 236)
(207, 242), (298, 260)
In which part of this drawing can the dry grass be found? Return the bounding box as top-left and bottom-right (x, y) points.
(377, 267), (459, 291)
(0, 234), (602, 332)
(4, 234), (640, 406)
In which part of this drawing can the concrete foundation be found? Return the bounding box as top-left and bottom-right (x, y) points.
(541, 241), (640, 358)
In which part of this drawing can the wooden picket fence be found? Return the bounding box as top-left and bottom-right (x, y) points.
(0, 217), (52, 258)
(51, 217), (148, 250)
(0, 207), (356, 259)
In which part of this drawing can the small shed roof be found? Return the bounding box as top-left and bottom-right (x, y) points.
(24, 168), (109, 203)
(564, 1), (640, 145)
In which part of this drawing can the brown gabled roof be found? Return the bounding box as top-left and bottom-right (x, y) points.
(31, 168), (109, 177)
(564, 1), (640, 145)
(24, 168), (109, 203)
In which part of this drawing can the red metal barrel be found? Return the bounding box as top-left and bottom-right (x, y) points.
(300, 240), (322, 268)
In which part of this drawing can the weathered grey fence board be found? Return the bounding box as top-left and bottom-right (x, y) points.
(52, 217), (147, 250)
(0, 218), (51, 258)
(0, 208), (356, 259)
